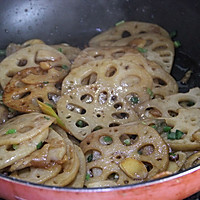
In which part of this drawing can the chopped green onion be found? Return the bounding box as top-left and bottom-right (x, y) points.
(169, 30), (177, 38)
(103, 136), (113, 143)
(169, 152), (176, 157)
(175, 130), (184, 139)
(0, 49), (6, 56)
(167, 131), (176, 140)
(12, 144), (19, 150)
(62, 65), (69, 70)
(167, 129), (184, 140)
(163, 126), (172, 132)
(147, 88), (154, 99)
(130, 96), (139, 104)
(5, 129), (17, 135)
(36, 141), (43, 150)
(87, 154), (93, 163)
(137, 47), (148, 53)
(58, 48), (63, 52)
(123, 138), (131, 145)
(85, 173), (90, 181)
(44, 116), (50, 120)
(76, 120), (84, 127)
(115, 20), (125, 26)
(151, 125), (157, 129)
(174, 41), (181, 48)
(43, 81), (49, 84)
(141, 121), (147, 125)
(45, 103), (54, 108)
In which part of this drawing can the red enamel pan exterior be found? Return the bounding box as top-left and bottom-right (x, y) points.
(0, 165), (200, 200)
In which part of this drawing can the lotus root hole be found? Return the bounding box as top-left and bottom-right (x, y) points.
(89, 167), (102, 177)
(19, 126), (33, 133)
(114, 102), (123, 110)
(94, 54), (104, 60)
(168, 110), (178, 117)
(160, 52), (171, 57)
(138, 145), (155, 156)
(124, 180), (129, 184)
(17, 59), (28, 67)
(120, 134), (138, 146)
(81, 72), (97, 85)
(105, 66), (117, 77)
(80, 94), (93, 103)
(144, 39), (153, 46)
(153, 78), (167, 86)
(12, 91), (31, 100)
(111, 95), (118, 102)
(107, 172), (119, 181)
(85, 150), (102, 163)
(163, 59), (170, 63)
(48, 93), (60, 104)
(142, 162), (153, 172)
(6, 71), (16, 78)
(178, 100), (195, 108)
(112, 112), (129, 119)
(153, 45), (168, 52)
(121, 76), (141, 87)
(6, 145), (17, 151)
(98, 91), (108, 104)
(99, 135), (113, 145)
(75, 120), (88, 128)
(109, 123), (120, 127)
(145, 107), (162, 118)
(112, 51), (125, 59)
(121, 30), (131, 38)
(66, 103), (86, 114)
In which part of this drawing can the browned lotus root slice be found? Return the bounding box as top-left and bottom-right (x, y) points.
(67, 145), (86, 188)
(89, 21), (170, 47)
(80, 124), (169, 186)
(183, 152), (200, 170)
(0, 44), (71, 89)
(0, 112), (55, 146)
(111, 33), (174, 73)
(136, 87), (200, 119)
(9, 128), (67, 172)
(72, 47), (177, 98)
(10, 164), (62, 184)
(0, 128), (49, 170)
(72, 46), (144, 69)
(3, 67), (65, 112)
(62, 59), (153, 96)
(118, 55), (178, 98)
(51, 43), (81, 63)
(57, 84), (139, 140)
(44, 145), (80, 187)
(138, 109), (200, 151)
(6, 39), (45, 56)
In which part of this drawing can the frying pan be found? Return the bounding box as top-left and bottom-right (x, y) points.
(0, 0), (200, 199)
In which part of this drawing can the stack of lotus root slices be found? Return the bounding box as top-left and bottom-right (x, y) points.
(0, 21), (200, 188)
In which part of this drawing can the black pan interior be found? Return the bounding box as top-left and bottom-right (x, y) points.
(0, 0), (200, 92)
